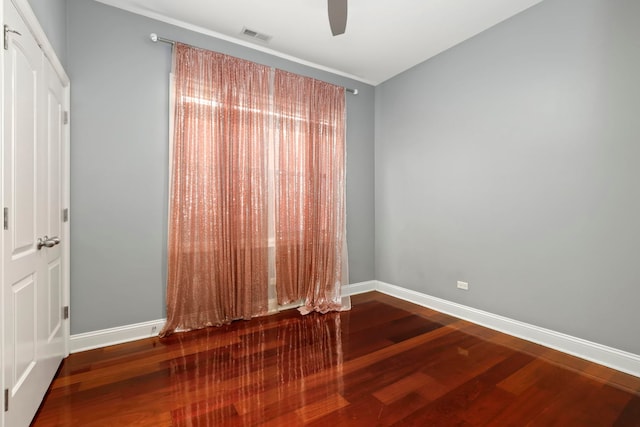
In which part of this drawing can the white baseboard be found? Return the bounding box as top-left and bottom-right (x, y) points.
(374, 281), (640, 379)
(70, 319), (166, 353)
(343, 280), (378, 296)
(68, 280), (640, 379)
(69, 281), (377, 353)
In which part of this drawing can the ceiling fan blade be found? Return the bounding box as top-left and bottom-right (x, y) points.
(328, 0), (347, 36)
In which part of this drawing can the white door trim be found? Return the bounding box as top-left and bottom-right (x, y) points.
(10, 0), (69, 86)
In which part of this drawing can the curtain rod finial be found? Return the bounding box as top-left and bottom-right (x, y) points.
(150, 33), (158, 42)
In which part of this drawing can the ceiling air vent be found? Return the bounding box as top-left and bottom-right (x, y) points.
(240, 27), (272, 43)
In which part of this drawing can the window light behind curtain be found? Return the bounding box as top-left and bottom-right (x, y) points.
(160, 43), (348, 336)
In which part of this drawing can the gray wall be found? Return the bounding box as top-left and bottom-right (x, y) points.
(375, 0), (640, 355)
(26, 0), (67, 66)
(66, 0), (375, 334)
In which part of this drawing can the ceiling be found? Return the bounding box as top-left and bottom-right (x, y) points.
(96, 0), (544, 85)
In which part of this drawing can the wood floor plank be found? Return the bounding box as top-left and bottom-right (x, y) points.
(295, 393), (351, 423)
(32, 292), (640, 426)
(372, 372), (435, 404)
(497, 358), (551, 395)
(614, 395), (640, 426)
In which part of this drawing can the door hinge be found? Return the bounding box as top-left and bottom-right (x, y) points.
(63, 111), (69, 125)
(3, 207), (8, 230)
(63, 306), (69, 320)
(4, 25), (21, 50)
(4, 388), (8, 412)
(63, 208), (69, 222)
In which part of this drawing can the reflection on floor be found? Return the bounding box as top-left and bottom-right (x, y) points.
(34, 292), (640, 426)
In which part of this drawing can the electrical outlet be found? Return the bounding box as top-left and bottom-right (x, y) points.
(457, 281), (469, 291)
(151, 325), (157, 335)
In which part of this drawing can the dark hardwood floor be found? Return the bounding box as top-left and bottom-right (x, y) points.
(33, 292), (640, 426)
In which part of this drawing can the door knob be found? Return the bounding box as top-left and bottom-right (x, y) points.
(37, 235), (61, 250)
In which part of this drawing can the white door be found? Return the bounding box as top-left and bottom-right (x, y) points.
(2, 1), (66, 425)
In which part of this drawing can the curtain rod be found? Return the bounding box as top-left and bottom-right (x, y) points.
(149, 33), (359, 95)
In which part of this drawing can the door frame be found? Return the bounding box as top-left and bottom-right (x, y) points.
(1, 0), (70, 423)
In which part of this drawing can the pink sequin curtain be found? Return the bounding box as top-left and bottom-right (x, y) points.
(161, 44), (271, 336)
(274, 70), (346, 314)
(161, 44), (347, 336)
